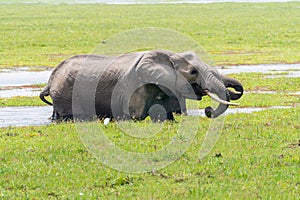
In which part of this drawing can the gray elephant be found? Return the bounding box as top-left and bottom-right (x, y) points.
(40, 50), (243, 121)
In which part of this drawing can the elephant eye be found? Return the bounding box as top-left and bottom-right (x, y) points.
(190, 69), (198, 75)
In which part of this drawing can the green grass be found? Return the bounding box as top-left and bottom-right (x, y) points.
(0, 96), (45, 107)
(228, 73), (300, 92)
(0, 108), (299, 199)
(0, 2), (300, 68)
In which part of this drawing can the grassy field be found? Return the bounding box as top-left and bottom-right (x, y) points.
(0, 2), (300, 199)
(0, 2), (300, 68)
(0, 108), (299, 199)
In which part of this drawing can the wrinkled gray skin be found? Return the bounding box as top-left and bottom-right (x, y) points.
(40, 50), (243, 121)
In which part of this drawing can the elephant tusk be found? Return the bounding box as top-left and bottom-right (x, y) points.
(228, 89), (242, 95)
(205, 91), (239, 106)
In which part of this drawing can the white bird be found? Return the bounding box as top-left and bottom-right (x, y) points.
(103, 118), (110, 126)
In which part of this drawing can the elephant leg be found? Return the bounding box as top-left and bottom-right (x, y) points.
(167, 96), (186, 115)
(151, 97), (176, 121)
(148, 104), (169, 122)
(51, 109), (60, 121)
(166, 112), (175, 121)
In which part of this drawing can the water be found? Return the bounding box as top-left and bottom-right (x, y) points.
(0, 106), (53, 128)
(0, 88), (42, 98)
(216, 63), (300, 77)
(0, 70), (51, 87)
(0, 105), (292, 128)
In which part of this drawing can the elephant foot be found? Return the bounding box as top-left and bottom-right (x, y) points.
(50, 110), (73, 122)
(166, 112), (175, 121)
(62, 115), (73, 121)
(148, 104), (169, 122)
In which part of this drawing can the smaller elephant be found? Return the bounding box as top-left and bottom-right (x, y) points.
(40, 50), (243, 121)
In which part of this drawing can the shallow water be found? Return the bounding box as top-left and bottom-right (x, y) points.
(0, 70), (51, 87)
(0, 106), (292, 128)
(217, 63), (300, 78)
(0, 106), (52, 128)
(245, 91), (300, 95)
(0, 88), (42, 98)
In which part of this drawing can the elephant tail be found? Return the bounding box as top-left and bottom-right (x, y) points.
(40, 86), (53, 106)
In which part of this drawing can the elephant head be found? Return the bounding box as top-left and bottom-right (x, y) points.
(135, 50), (243, 118)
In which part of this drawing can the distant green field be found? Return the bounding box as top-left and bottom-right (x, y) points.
(0, 2), (299, 68)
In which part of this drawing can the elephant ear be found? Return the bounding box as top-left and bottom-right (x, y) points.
(136, 50), (196, 99)
(136, 50), (177, 92)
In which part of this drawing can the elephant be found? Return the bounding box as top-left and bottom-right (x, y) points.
(40, 50), (243, 121)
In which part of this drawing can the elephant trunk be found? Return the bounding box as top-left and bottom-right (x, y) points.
(204, 91), (230, 118)
(204, 75), (232, 118)
(222, 76), (244, 100)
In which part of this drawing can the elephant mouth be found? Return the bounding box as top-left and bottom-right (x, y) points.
(191, 83), (239, 107)
(191, 83), (207, 100)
